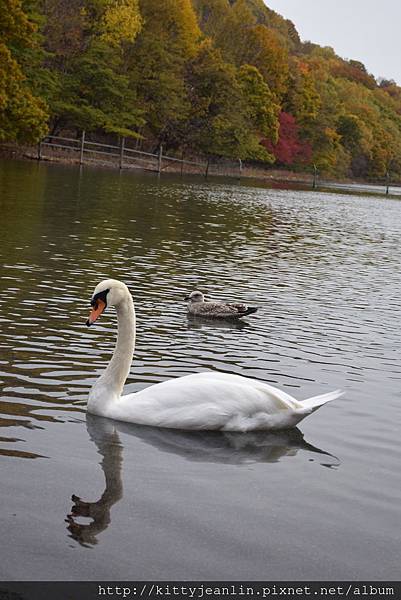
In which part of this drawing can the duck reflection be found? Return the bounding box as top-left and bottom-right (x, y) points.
(186, 315), (249, 330)
(67, 415), (339, 547)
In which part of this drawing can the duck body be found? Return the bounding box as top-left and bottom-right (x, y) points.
(86, 280), (342, 432)
(185, 290), (257, 319)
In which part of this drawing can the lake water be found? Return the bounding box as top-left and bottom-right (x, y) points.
(0, 158), (400, 581)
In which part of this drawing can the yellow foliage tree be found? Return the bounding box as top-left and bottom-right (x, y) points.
(0, 0), (49, 142)
(99, 0), (142, 47)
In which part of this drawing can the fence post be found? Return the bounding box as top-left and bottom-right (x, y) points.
(158, 144), (163, 174)
(119, 137), (125, 170)
(385, 170), (390, 195)
(37, 140), (42, 161)
(312, 163), (318, 189)
(205, 157), (210, 179)
(80, 130), (86, 165)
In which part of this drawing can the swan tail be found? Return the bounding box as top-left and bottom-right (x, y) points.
(301, 389), (344, 412)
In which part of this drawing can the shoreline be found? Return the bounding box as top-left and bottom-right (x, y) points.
(1, 142), (400, 198)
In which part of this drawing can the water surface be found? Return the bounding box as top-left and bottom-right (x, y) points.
(0, 159), (400, 580)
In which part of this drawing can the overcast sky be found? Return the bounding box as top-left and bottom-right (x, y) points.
(264, 0), (401, 84)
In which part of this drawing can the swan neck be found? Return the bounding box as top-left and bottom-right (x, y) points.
(90, 295), (136, 409)
(110, 298), (136, 394)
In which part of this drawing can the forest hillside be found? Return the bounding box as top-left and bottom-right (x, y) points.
(2, 0), (401, 179)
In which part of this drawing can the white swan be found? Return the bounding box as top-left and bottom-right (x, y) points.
(86, 279), (343, 431)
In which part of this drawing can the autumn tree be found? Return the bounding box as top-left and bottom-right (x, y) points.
(237, 64), (279, 154)
(284, 59), (320, 128)
(180, 42), (275, 160)
(183, 40), (247, 157)
(42, 0), (143, 136)
(127, 0), (201, 147)
(4, 0), (401, 180)
(263, 112), (312, 166)
(0, 0), (49, 142)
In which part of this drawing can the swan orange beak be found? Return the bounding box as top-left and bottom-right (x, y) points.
(86, 299), (106, 327)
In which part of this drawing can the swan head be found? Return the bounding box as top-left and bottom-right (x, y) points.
(86, 279), (130, 326)
(185, 290), (205, 303)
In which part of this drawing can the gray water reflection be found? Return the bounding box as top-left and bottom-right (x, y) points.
(186, 315), (250, 330)
(66, 415), (338, 548)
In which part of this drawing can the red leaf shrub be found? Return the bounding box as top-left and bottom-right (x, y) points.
(263, 111), (312, 166)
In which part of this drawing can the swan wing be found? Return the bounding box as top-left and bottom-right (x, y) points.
(185, 372), (302, 406)
(300, 389), (344, 411)
(103, 372), (308, 431)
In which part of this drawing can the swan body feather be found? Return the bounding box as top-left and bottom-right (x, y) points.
(86, 280), (342, 431)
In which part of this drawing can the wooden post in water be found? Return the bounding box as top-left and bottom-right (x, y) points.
(119, 137), (125, 170)
(37, 140), (42, 160)
(385, 170), (390, 195)
(80, 130), (86, 165)
(238, 158), (243, 181)
(158, 145), (163, 174)
(312, 163), (318, 189)
(205, 157), (210, 179)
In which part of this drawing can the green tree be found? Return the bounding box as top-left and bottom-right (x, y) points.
(192, 0), (230, 40)
(182, 42), (275, 161)
(193, 1), (289, 99)
(128, 0), (201, 146)
(337, 114), (363, 154)
(284, 58), (320, 127)
(183, 40), (245, 157)
(237, 64), (279, 143)
(52, 40), (143, 136)
(41, 0), (143, 136)
(0, 0), (48, 142)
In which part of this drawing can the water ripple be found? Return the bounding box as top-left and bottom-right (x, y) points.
(0, 163), (400, 578)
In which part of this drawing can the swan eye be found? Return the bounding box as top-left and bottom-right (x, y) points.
(90, 288), (110, 307)
(86, 289), (110, 326)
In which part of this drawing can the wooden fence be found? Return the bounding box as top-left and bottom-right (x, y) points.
(37, 131), (244, 178)
(35, 131), (401, 195)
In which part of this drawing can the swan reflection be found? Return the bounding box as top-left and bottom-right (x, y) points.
(66, 417), (123, 547)
(66, 415), (339, 547)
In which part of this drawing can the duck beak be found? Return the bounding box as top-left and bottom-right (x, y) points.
(184, 295), (190, 301)
(86, 299), (106, 327)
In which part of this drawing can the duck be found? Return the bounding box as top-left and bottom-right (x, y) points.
(185, 290), (258, 319)
(86, 279), (343, 431)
